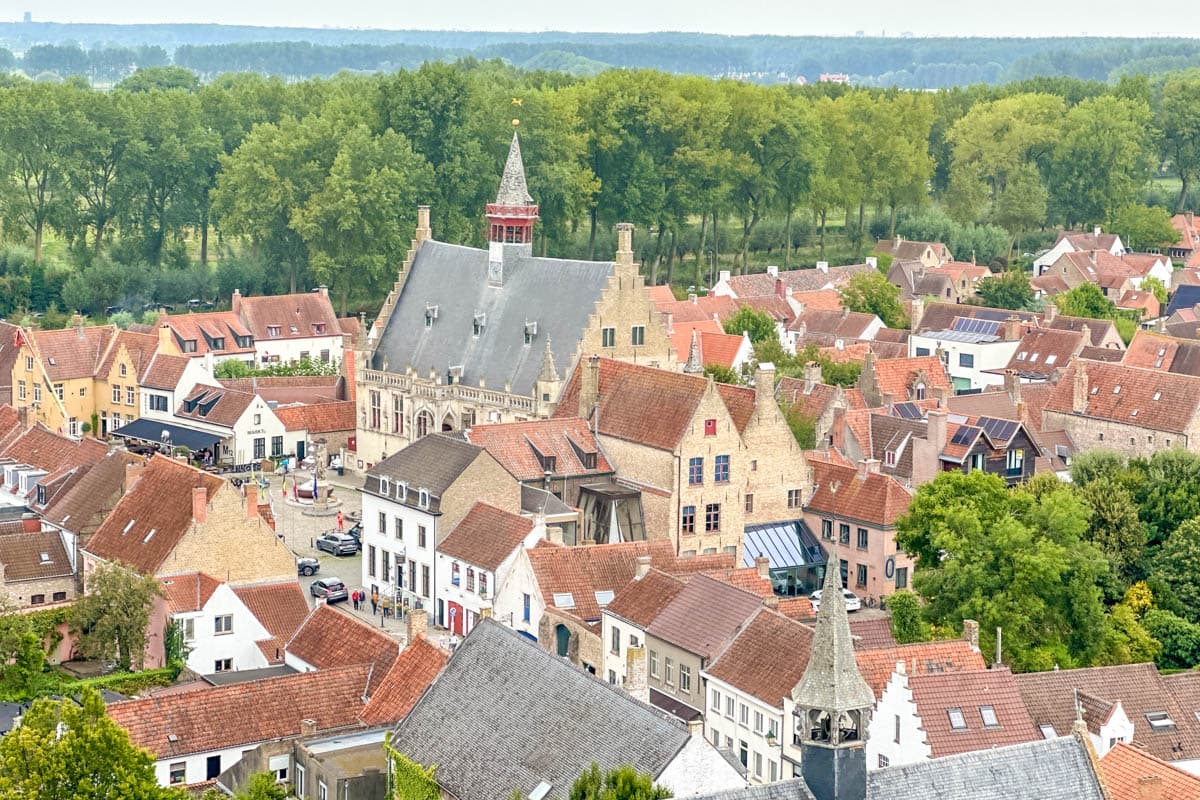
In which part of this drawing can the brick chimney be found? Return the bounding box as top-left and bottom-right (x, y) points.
(299, 719), (317, 737)
(926, 409), (948, 452)
(192, 486), (208, 524)
(415, 205), (432, 243)
(1004, 315), (1022, 341)
(962, 619), (980, 652)
(755, 362), (776, 407)
(774, 277), (786, 299)
(316, 285), (329, 299)
(1044, 302), (1057, 324)
(831, 406), (847, 451)
(158, 323), (174, 353)
(546, 525), (564, 546)
(803, 361), (822, 393)
(615, 223), (635, 270)
(21, 512), (39, 533)
(245, 483), (258, 521)
(1073, 362), (1089, 414)
(865, 458), (881, 474)
(72, 313), (84, 337)
(1004, 369), (1021, 404)
(578, 355), (600, 422)
(636, 555), (652, 580)
(407, 608), (428, 643)
(754, 556), (770, 579)
(762, 595), (779, 609)
(1137, 776), (1163, 800)
(626, 646), (649, 704)
(231, 289), (241, 314)
(856, 460), (869, 481)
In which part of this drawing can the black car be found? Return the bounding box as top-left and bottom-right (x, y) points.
(315, 532), (358, 556)
(309, 578), (348, 603)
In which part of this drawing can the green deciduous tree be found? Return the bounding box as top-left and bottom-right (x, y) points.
(977, 269), (1036, 310)
(1055, 283), (1118, 320)
(839, 271), (907, 328)
(0, 688), (183, 800)
(887, 590), (930, 644)
(1159, 74), (1200, 212)
(1079, 481), (1147, 583)
(569, 763), (671, 800)
(70, 562), (162, 671)
(722, 306), (777, 344)
(1144, 609), (1200, 670)
(1154, 518), (1200, 623)
(1109, 204), (1181, 252)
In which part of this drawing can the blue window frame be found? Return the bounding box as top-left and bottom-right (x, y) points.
(523, 593), (531, 622)
(714, 454), (730, 483)
(688, 457), (703, 485)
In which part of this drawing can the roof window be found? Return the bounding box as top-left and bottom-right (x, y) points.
(1044, 355), (1057, 365)
(1153, 391), (1162, 401)
(980, 705), (999, 728)
(553, 592), (575, 609)
(122, 519), (136, 534)
(1113, 386), (1121, 394)
(1146, 711), (1176, 731)
(1039, 724), (1056, 739)
(1131, 410), (1139, 418)
(38, 552), (50, 564)
(947, 707), (967, 730)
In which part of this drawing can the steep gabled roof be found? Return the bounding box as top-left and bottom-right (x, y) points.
(3, 425), (105, 474)
(605, 569), (687, 628)
(175, 385), (257, 428)
(84, 455), (224, 575)
(1044, 360), (1200, 434)
(30, 325), (116, 381)
(391, 619), (691, 800)
(98, 330), (160, 382)
(41, 450), (139, 536)
(0, 528), (72, 581)
(805, 458), (912, 527)
(908, 668), (1040, 758)
(556, 357), (756, 452)
(238, 291), (340, 343)
(286, 604), (400, 692)
(1100, 741), (1200, 800)
(359, 637), (449, 726)
(646, 573), (764, 660)
(1003, 327), (1084, 379)
(526, 540), (683, 623)
(107, 665), (369, 759)
(726, 263), (877, 297)
(706, 607), (814, 708)
(160, 311), (254, 357)
(233, 581), (312, 665)
(160, 572), (221, 613)
(363, 434), (486, 514)
(273, 401), (355, 434)
(436, 502), (533, 572)
(140, 353), (192, 391)
(465, 417), (612, 482)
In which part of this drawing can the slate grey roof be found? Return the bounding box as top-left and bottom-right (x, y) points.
(361, 434), (483, 514)
(866, 735), (1105, 800)
(372, 239), (614, 397)
(689, 778), (816, 800)
(390, 618), (690, 800)
(496, 132), (534, 205)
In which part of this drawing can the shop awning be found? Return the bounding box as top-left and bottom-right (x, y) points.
(742, 520), (825, 570)
(111, 418), (223, 452)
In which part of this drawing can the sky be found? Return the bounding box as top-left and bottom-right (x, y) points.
(8, 0), (1198, 38)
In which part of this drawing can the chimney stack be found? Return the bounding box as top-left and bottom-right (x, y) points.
(615, 223), (635, 269)
(416, 205), (432, 243)
(192, 485), (208, 525)
(231, 289), (242, 314)
(124, 460), (146, 494)
(926, 409), (948, 451)
(578, 355), (600, 422)
(158, 323), (174, 353)
(21, 512), (39, 533)
(754, 556), (770, 580)
(865, 458), (881, 474)
(1044, 302), (1057, 324)
(407, 608), (428, 643)
(755, 362), (776, 406)
(775, 277), (786, 299)
(803, 361), (822, 393)
(865, 256), (878, 269)
(816, 261), (829, 274)
(766, 265), (779, 278)
(910, 297), (925, 331)
(317, 285), (329, 299)
(1072, 362), (1089, 414)
(547, 525), (564, 546)
(636, 555), (652, 580)
(245, 483), (258, 521)
(763, 595), (779, 610)
(626, 646), (649, 704)
(1137, 776), (1163, 800)
(856, 460), (869, 481)
(300, 719), (317, 737)
(1004, 370), (1021, 405)
(1004, 315), (1022, 342)
(962, 619), (980, 652)
(72, 313), (84, 337)
(1093, 225), (1102, 238)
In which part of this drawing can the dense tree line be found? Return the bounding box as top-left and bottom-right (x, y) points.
(0, 61), (1194, 321)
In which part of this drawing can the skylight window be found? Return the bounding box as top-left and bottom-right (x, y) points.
(980, 705), (999, 728)
(142, 529), (156, 543)
(122, 520), (136, 534)
(1044, 355), (1057, 365)
(552, 592), (575, 609)
(1113, 386), (1121, 394)
(1153, 391), (1162, 401)
(594, 590), (615, 607)
(1016, 352), (1026, 361)
(38, 552), (50, 564)
(1039, 724), (1057, 739)
(1091, 387), (1099, 395)
(1029, 353), (1040, 363)
(1131, 410), (1139, 418)
(947, 707), (967, 730)
(1146, 711), (1176, 731)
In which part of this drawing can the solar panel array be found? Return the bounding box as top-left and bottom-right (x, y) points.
(893, 402), (923, 420)
(951, 317), (1001, 336)
(950, 425), (981, 446)
(978, 416), (1018, 442)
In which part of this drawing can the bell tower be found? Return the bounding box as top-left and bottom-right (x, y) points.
(791, 566), (874, 800)
(486, 132), (539, 246)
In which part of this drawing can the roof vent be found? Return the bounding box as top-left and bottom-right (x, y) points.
(167, 733), (179, 743)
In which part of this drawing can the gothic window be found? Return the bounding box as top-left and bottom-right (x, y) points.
(416, 410), (433, 439)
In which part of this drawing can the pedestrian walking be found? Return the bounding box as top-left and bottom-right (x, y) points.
(381, 595), (393, 620)
(370, 589), (379, 616)
(337, 510), (344, 531)
(351, 590), (359, 611)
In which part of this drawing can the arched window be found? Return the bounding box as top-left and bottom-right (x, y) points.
(915, 382), (926, 400)
(416, 410), (433, 439)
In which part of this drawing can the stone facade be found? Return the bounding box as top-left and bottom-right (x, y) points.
(0, 571), (74, 608)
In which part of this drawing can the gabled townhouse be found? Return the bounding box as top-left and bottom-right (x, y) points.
(82, 454), (296, 667)
(1017, 663), (1200, 771)
(434, 501), (544, 636)
(356, 140), (674, 464)
(231, 580), (314, 666)
(1099, 742), (1200, 799)
(161, 572), (309, 675)
(1034, 226), (1125, 274)
(495, 539), (733, 672)
(866, 666), (1040, 769)
(285, 604), (401, 693)
(671, 324), (755, 376)
(166, 385), (288, 465)
(1041, 360), (1200, 457)
(1034, 249), (1174, 300)
(39, 449), (140, 573)
(994, 327), (1087, 382)
(107, 665), (371, 789)
(712, 261), (879, 299)
(358, 433), (520, 625)
(0, 518), (74, 607)
(388, 618), (747, 800)
(1123, 330), (1200, 376)
(600, 564), (687, 687)
(137, 347), (219, 424)
(875, 237), (953, 269)
(786, 307), (883, 353)
(1170, 211), (1200, 267)
(804, 457), (913, 605)
(857, 352), (953, 407)
(776, 363), (863, 450)
(272, 400), (356, 462)
(556, 357), (812, 558)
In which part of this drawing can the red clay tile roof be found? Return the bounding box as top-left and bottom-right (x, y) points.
(1118, 290), (1160, 318)
(175, 385), (257, 428)
(1100, 742), (1200, 800)
(1017, 663), (1200, 762)
(848, 616), (898, 650)
(777, 596), (816, 620)
(866, 355), (953, 401)
(218, 375), (345, 405)
(876, 239), (952, 262)
(107, 665), (369, 759)
(465, 417), (612, 482)
(85, 454), (225, 575)
(656, 295), (740, 324)
(647, 285), (678, 305)
(1004, 328), (1084, 379)
(853, 639), (986, 699)
(233, 581), (312, 665)
(699, 567), (773, 596)
(726, 263), (877, 297)
(693, 330), (748, 369)
(805, 458), (912, 527)
(908, 667), (1040, 758)
(789, 308), (878, 338)
(556, 358), (756, 452)
(99, 330), (160, 383)
(161, 311), (254, 357)
(1044, 360), (1200, 434)
(359, 637), (449, 726)
(792, 290), (845, 312)
(30, 325), (116, 381)
(1056, 229), (1123, 252)
(238, 292), (340, 343)
(706, 607), (814, 707)
(646, 573), (765, 659)
(437, 502), (533, 572)
(777, 377), (843, 421)
(286, 603), (400, 692)
(527, 540), (686, 623)
(0, 529), (73, 580)
(160, 572), (221, 613)
(41, 450), (138, 537)
(274, 401), (355, 434)
(141, 353), (192, 391)
(1176, 268), (1200, 287)
(605, 569), (687, 628)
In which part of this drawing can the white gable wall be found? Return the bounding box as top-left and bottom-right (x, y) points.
(173, 582), (272, 675)
(865, 667), (932, 768)
(657, 733), (748, 796)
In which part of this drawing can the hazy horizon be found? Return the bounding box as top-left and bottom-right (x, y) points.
(8, 1), (1198, 39)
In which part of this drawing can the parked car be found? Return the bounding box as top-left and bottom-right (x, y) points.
(309, 577), (348, 603)
(315, 532), (358, 556)
(321, 524), (361, 550)
(809, 588), (862, 613)
(297, 556), (320, 577)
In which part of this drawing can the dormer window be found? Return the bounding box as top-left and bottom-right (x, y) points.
(418, 489), (430, 509)
(379, 477), (391, 496)
(396, 481), (407, 502)
(425, 304), (438, 328)
(915, 383), (926, 401)
(885, 449), (897, 467)
(267, 325), (280, 338)
(473, 312), (487, 337)
(1113, 386), (1121, 395)
(211, 337), (225, 351)
(524, 320), (537, 346)
(312, 323), (326, 335)
(182, 340), (197, 353)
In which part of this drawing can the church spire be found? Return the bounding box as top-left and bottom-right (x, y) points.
(791, 566), (873, 800)
(683, 328), (704, 374)
(486, 131), (539, 246)
(538, 337), (559, 383)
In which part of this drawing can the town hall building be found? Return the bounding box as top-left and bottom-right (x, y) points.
(353, 133), (673, 470)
